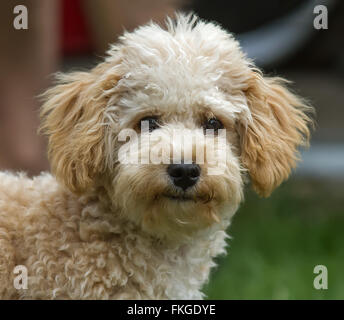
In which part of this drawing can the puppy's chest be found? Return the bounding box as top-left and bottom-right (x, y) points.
(31, 240), (220, 299)
(119, 232), (228, 299)
(153, 244), (218, 300)
(19, 216), (227, 299)
(104, 235), (221, 299)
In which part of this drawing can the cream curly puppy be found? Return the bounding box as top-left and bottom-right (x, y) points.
(0, 14), (312, 299)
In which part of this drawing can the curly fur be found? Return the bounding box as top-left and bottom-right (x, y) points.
(0, 13), (312, 299)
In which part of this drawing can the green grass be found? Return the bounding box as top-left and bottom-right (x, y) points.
(204, 179), (344, 299)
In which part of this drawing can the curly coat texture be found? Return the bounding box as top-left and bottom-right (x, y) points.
(0, 14), (312, 299)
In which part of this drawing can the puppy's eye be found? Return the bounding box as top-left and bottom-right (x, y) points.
(203, 118), (224, 134)
(138, 116), (160, 132)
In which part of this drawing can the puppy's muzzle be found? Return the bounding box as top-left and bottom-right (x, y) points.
(167, 164), (201, 191)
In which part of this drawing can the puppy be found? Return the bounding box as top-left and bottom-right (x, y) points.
(0, 14), (312, 299)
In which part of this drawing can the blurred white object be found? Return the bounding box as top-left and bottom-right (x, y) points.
(239, 0), (337, 67)
(297, 144), (344, 179)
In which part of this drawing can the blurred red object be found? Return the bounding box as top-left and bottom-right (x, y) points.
(61, 0), (93, 55)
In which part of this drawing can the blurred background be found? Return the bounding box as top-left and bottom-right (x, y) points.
(0, 0), (343, 299)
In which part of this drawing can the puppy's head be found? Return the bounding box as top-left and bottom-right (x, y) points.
(40, 14), (312, 240)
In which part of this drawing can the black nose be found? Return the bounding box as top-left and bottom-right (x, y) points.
(167, 164), (201, 191)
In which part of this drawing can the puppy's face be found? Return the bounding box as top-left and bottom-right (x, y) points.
(41, 15), (312, 240)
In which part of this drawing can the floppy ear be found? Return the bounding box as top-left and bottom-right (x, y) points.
(240, 71), (313, 197)
(40, 66), (112, 193)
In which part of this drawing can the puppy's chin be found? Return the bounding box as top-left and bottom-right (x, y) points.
(111, 161), (243, 241)
(140, 190), (245, 242)
(136, 197), (222, 241)
(113, 184), (241, 242)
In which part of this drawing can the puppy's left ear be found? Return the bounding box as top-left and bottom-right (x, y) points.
(40, 63), (117, 193)
(240, 71), (313, 197)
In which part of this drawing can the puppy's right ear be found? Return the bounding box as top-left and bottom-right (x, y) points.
(40, 67), (113, 193)
(240, 71), (313, 197)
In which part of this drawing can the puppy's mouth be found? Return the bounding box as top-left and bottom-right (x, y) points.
(163, 193), (194, 202)
(161, 192), (214, 204)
